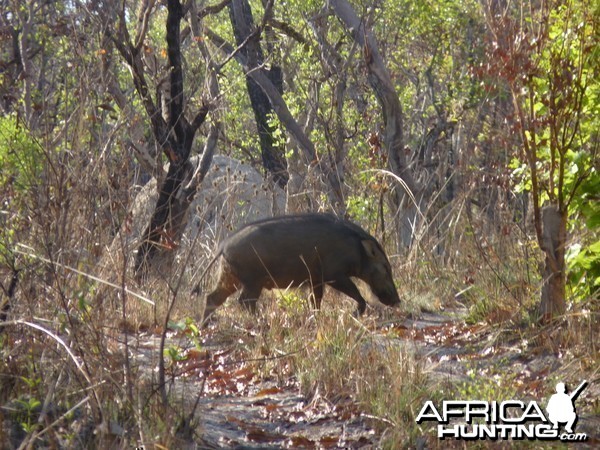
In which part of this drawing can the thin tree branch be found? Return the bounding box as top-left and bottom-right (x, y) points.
(134, 0), (156, 53)
(198, 0), (231, 19)
(206, 27), (316, 163)
(328, 0), (420, 197)
(190, 102), (210, 135)
(269, 19), (308, 45)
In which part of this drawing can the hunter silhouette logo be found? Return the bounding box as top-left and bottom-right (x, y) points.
(546, 380), (587, 434)
(416, 380), (589, 442)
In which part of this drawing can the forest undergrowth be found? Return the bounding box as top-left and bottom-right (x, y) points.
(1, 177), (597, 448)
(0, 0), (597, 447)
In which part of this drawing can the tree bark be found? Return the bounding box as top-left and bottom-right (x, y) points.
(308, 8), (353, 205)
(327, 0), (421, 245)
(327, 0), (419, 198)
(126, 0), (212, 280)
(228, 0), (288, 188)
(206, 28), (346, 211)
(538, 205), (567, 322)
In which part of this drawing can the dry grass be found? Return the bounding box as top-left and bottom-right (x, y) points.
(1, 140), (598, 449)
(200, 290), (433, 447)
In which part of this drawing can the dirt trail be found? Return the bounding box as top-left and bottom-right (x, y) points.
(135, 331), (378, 448)
(132, 310), (599, 448)
(131, 312), (463, 448)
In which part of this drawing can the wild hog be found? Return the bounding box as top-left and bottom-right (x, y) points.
(194, 214), (400, 320)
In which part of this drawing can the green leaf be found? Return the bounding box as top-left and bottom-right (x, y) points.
(533, 101), (546, 113)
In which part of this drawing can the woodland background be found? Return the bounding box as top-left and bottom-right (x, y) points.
(0, 0), (598, 448)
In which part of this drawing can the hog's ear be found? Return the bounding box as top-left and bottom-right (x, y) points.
(361, 239), (380, 259)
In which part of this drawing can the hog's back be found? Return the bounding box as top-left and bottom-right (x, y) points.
(220, 215), (363, 288)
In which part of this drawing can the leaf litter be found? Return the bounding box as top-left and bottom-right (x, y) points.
(130, 309), (599, 447)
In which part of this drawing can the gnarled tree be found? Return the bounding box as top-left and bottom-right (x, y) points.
(104, 0), (221, 280)
(228, 0), (289, 188)
(327, 0), (421, 245)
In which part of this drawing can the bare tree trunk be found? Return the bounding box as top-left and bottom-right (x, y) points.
(15, 0), (36, 125)
(108, 0), (214, 280)
(328, 0), (421, 245)
(538, 205), (567, 322)
(308, 8), (357, 211)
(205, 28), (346, 212)
(229, 0), (288, 188)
